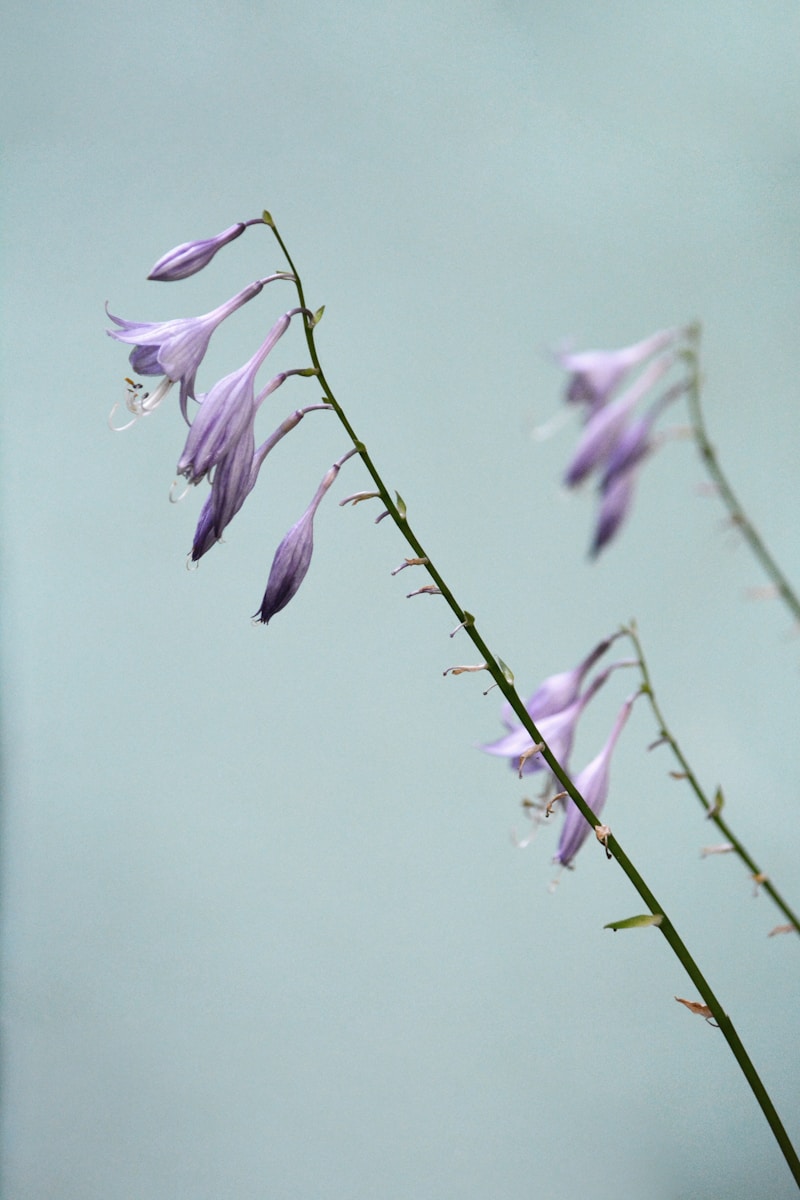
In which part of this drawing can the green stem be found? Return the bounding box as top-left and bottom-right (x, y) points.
(626, 620), (800, 937)
(686, 331), (800, 625)
(266, 216), (800, 1187)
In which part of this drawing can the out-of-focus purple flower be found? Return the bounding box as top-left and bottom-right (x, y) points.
(177, 307), (307, 485)
(591, 468), (640, 558)
(106, 277), (288, 422)
(255, 448), (357, 624)
(563, 353), (675, 488)
(556, 328), (681, 413)
(482, 660), (626, 778)
(498, 633), (618, 730)
(147, 223), (247, 281)
(191, 402), (332, 561)
(554, 690), (638, 868)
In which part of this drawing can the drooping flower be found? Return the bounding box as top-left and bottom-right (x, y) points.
(106, 275), (290, 423)
(176, 307), (307, 485)
(556, 327), (682, 414)
(147, 223), (247, 282)
(191, 401), (332, 562)
(553, 690), (638, 868)
(563, 353), (675, 488)
(482, 659), (628, 778)
(498, 633), (619, 730)
(255, 448), (357, 624)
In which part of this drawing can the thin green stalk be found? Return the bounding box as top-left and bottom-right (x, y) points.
(685, 330), (800, 625)
(626, 620), (800, 936)
(265, 214), (800, 1187)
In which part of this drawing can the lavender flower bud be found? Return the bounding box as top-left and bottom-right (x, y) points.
(147, 223), (246, 281)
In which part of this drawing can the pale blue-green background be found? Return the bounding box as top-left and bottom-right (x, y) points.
(2, 3), (799, 1197)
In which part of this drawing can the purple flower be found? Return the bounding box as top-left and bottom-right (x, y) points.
(147, 223), (247, 281)
(177, 308), (307, 485)
(191, 402), (331, 561)
(255, 449), (357, 624)
(553, 690), (638, 868)
(556, 328), (681, 413)
(482, 659), (626, 778)
(498, 633), (618, 730)
(563, 352), (675, 488)
(591, 468), (640, 557)
(106, 278), (282, 422)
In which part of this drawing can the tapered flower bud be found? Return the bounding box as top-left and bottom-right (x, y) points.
(147, 223), (247, 281)
(255, 449), (356, 624)
(554, 691), (638, 868)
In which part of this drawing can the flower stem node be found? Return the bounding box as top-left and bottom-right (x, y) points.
(449, 612), (475, 638)
(594, 824), (613, 858)
(517, 742), (545, 779)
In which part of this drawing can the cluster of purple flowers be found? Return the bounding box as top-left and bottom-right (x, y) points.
(481, 635), (638, 869)
(556, 327), (690, 555)
(107, 218), (352, 623)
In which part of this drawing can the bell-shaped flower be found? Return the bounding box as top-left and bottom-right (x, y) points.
(191, 401), (331, 562)
(563, 353), (675, 488)
(556, 327), (681, 413)
(147, 223), (248, 281)
(553, 690), (638, 868)
(106, 275), (289, 422)
(482, 660), (625, 778)
(255, 449), (357, 624)
(176, 307), (308, 486)
(498, 633), (618, 730)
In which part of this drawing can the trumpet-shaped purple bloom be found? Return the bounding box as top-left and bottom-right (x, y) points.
(498, 634), (618, 730)
(107, 278), (281, 422)
(147, 223), (247, 281)
(255, 449), (356, 624)
(563, 353), (675, 488)
(482, 660), (625, 777)
(191, 402), (331, 561)
(177, 308), (306, 485)
(556, 328), (681, 413)
(554, 690), (638, 868)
